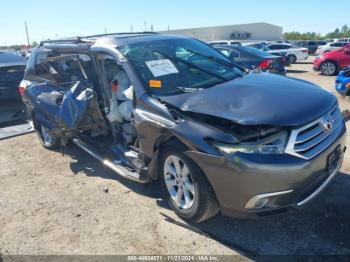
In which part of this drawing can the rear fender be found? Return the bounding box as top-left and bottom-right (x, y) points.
(32, 108), (60, 132)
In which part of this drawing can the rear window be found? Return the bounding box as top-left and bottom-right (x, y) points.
(332, 43), (346, 47)
(0, 52), (26, 64)
(34, 52), (93, 83)
(0, 65), (25, 83)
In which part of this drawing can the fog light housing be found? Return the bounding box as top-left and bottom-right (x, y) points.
(245, 190), (293, 210)
(254, 198), (270, 209)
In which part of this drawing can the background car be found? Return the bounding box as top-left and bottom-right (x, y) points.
(296, 40), (328, 54)
(336, 38), (350, 43)
(208, 40), (241, 46)
(260, 43), (308, 64)
(243, 42), (268, 49)
(313, 44), (350, 75)
(335, 66), (350, 96)
(214, 45), (286, 75)
(0, 52), (26, 101)
(315, 42), (348, 55)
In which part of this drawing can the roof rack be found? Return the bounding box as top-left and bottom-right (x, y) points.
(39, 31), (159, 46)
(39, 37), (88, 46)
(82, 31), (159, 39)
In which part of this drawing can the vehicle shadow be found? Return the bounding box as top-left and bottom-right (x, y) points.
(286, 69), (308, 74)
(62, 145), (350, 256)
(63, 145), (162, 199)
(295, 61), (314, 65)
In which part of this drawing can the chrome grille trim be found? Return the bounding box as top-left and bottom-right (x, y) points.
(297, 156), (342, 206)
(285, 106), (344, 160)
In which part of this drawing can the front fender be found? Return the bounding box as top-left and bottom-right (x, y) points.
(168, 119), (238, 155)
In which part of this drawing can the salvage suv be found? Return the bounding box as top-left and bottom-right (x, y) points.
(20, 33), (347, 222)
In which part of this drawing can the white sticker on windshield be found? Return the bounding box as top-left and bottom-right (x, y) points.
(145, 59), (179, 77)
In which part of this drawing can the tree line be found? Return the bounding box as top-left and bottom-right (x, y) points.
(0, 41), (38, 51)
(284, 25), (350, 40)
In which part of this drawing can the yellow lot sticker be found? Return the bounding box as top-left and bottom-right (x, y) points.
(149, 80), (162, 88)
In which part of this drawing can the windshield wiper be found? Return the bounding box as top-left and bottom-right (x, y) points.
(176, 86), (203, 93)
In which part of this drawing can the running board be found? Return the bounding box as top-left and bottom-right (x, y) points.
(72, 138), (147, 183)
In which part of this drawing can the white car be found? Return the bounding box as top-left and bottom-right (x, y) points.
(208, 40), (241, 46)
(315, 42), (348, 55)
(260, 43), (308, 64)
(336, 38), (350, 43)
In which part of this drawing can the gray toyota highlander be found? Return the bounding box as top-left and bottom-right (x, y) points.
(20, 33), (347, 222)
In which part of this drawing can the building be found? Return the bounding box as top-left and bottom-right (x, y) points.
(160, 22), (282, 42)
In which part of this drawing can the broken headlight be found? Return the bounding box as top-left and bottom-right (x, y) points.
(214, 131), (288, 155)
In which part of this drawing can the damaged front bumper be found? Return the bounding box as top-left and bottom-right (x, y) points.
(184, 124), (347, 219)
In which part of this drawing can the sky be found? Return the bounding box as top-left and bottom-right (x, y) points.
(1, 0), (349, 45)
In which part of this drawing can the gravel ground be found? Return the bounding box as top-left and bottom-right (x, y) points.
(0, 57), (349, 257)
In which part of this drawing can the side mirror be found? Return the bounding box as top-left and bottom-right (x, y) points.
(229, 55), (236, 62)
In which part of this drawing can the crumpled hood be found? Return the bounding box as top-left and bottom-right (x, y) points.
(160, 73), (336, 127)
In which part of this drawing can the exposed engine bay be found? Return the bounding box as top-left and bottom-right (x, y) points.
(168, 106), (283, 143)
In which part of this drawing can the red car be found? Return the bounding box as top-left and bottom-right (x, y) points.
(313, 43), (350, 76)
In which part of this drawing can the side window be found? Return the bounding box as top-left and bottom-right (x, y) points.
(218, 49), (231, 57)
(281, 45), (291, 49)
(230, 50), (240, 59)
(34, 52), (92, 84)
(267, 45), (278, 50)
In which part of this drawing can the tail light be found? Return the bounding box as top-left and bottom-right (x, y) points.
(19, 80), (31, 95)
(259, 59), (271, 70)
(302, 49), (308, 53)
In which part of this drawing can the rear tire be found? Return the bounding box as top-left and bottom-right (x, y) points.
(320, 61), (337, 76)
(159, 144), (219, 223)
(35, 123), (60, 149)
(287, 54), (297, 64)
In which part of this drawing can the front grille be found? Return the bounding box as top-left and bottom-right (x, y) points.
(285, 106), (344, 160)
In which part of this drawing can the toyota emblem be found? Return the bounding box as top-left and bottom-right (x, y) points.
(321, 115), (334, 131)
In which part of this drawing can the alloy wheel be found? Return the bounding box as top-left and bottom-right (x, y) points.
(163, 155), (195, 210)
(288, 55), (297, 64)
(321, 62), (336, 76)
(41, 125), (55, 145)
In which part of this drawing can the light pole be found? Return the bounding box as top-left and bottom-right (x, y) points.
(25, 21), (30, 46)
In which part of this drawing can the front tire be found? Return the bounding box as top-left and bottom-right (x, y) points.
(320, 61), (337, 76)
(159, 145), (219, 223)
